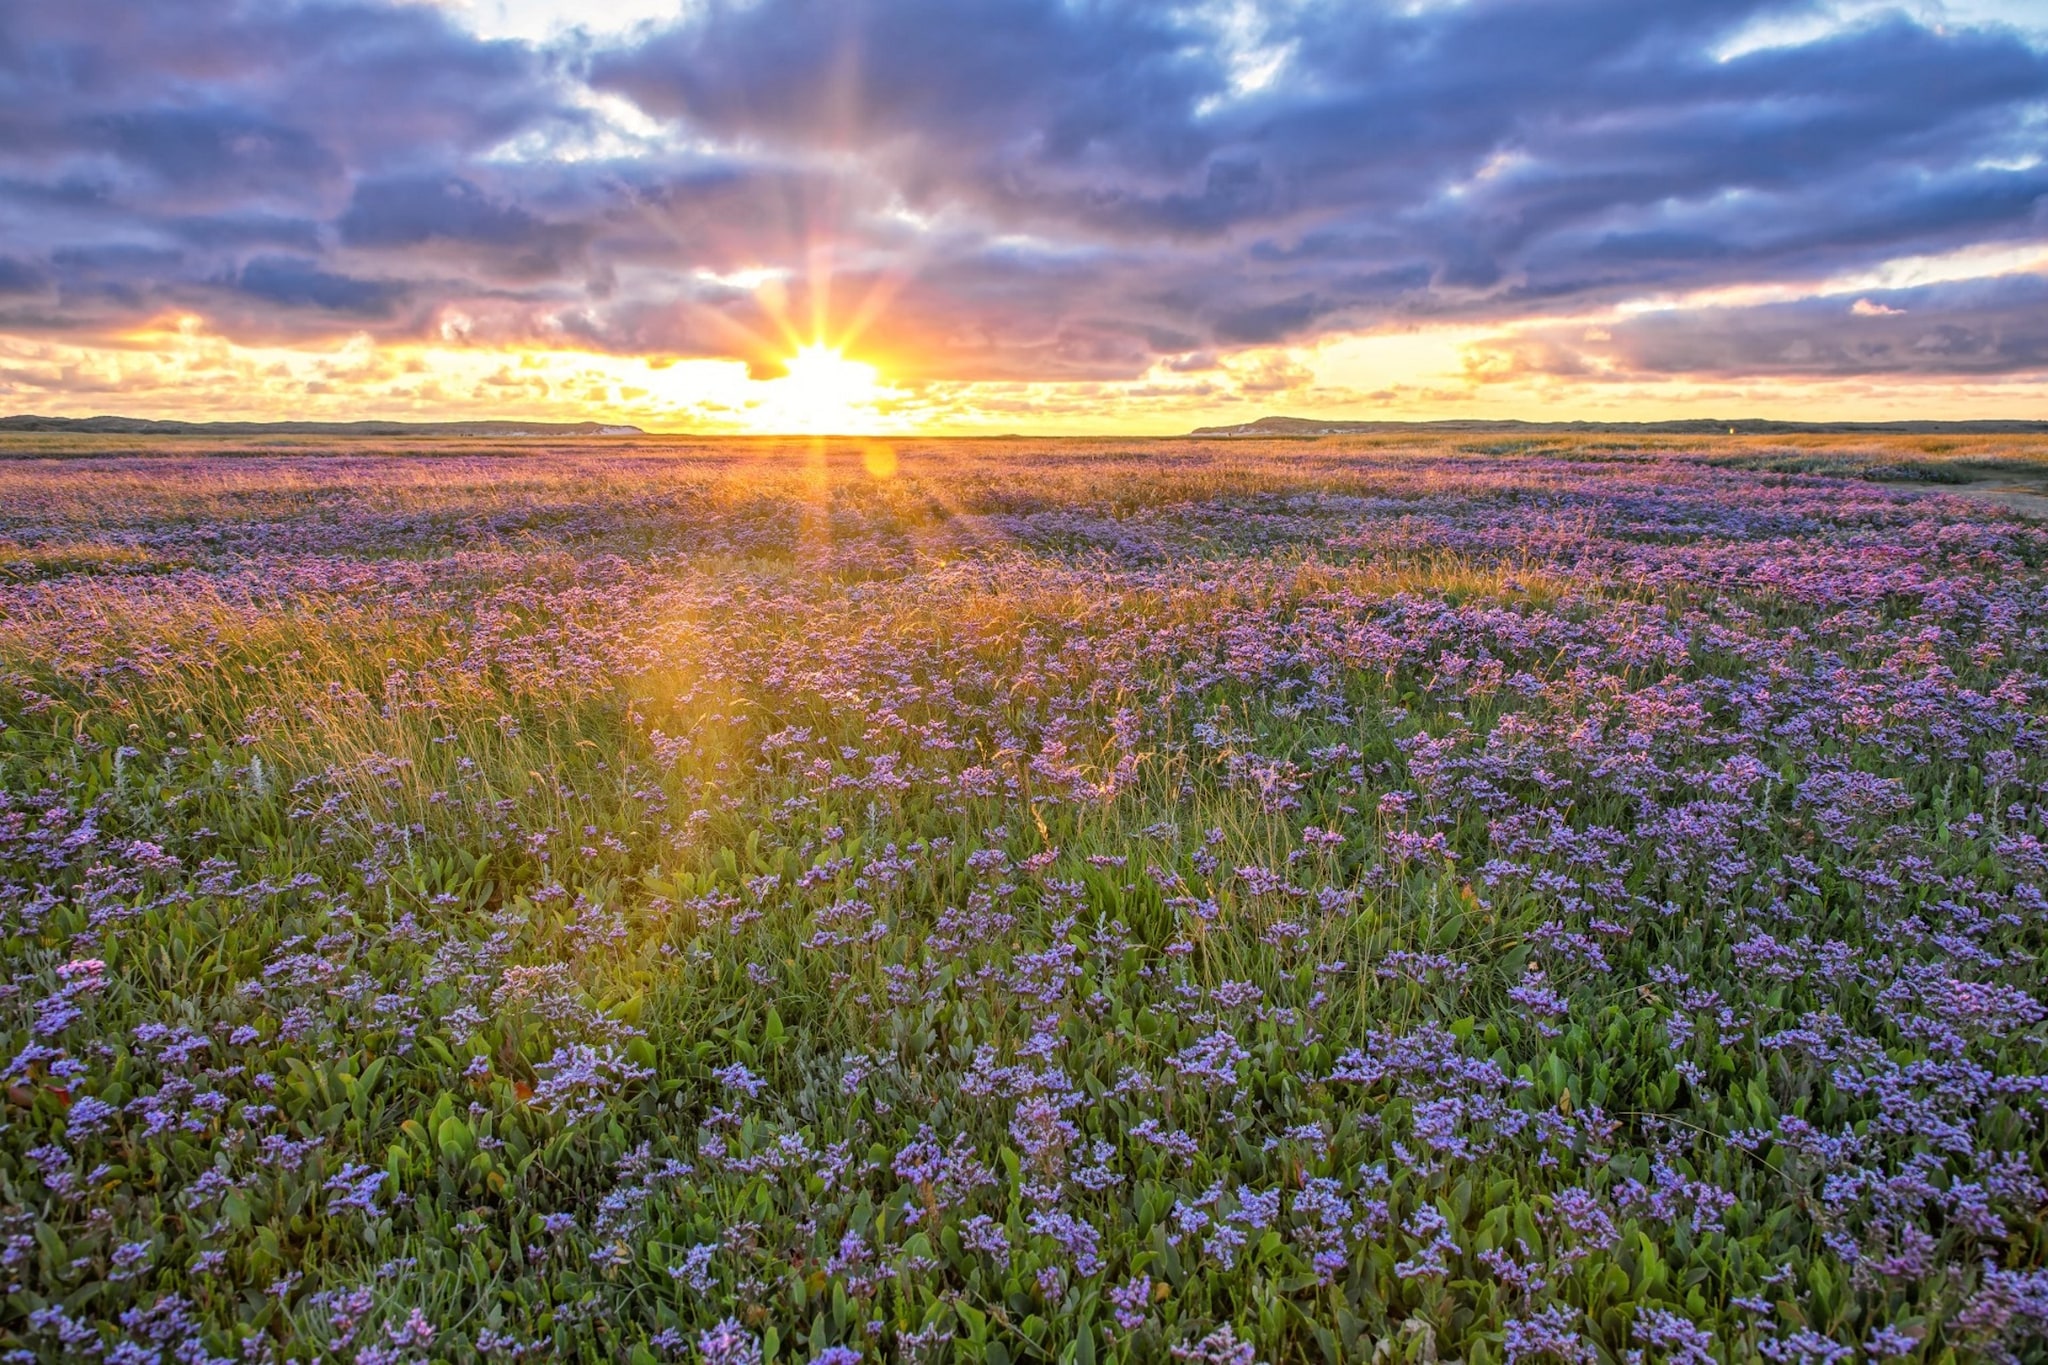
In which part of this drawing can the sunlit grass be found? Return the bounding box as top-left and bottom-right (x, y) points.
(0, 432), (2044, 1363)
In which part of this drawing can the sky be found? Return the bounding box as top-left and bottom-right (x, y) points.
(0, 0), (2044, 433)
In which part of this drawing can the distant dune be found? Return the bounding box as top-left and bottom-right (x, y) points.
(0, 414), (643, 436)
(1192, 414), (2048, 437)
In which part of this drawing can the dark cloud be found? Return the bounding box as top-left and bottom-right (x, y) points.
(76, 106), (339, 195)
(0, 257), (48, 296)
(51, 243), (184, 273)
(590, 0), (1221, 187)
(336, 172), (591, 280)
(232, 255), (407, 317)
(1212, 296), (1340, 347)
(165, 213), (325, 252)
(0, 0), (2041, 381)
(1482, 274), (2048, 379)
(340, 175), (550, 250)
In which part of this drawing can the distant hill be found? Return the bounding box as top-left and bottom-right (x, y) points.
(0, 415), (643, 436)
(1191, 415), (2048, 437)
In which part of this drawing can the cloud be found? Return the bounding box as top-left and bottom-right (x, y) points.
(76, 106), (341, 196)
(1468, 273), (2048, 378)
(588, 0), (1225, 210)
(0, 0), (2041, 388)
(0, 257), (48, 297)
(232, 255), (408, 316)
(339, 175), (543, 249)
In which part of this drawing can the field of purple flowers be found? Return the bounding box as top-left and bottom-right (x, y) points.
(1, 433), (2045, 1365)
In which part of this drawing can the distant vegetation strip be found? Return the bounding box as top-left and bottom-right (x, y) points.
(0, 415), (643, 436)
(1193, 414), (2048, 436)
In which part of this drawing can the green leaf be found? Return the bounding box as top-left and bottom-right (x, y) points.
(437, 1114), (474, 1156)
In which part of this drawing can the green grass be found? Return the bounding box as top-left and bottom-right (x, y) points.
(0, 434), (2045, 1364)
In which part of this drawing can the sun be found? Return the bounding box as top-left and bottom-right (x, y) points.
(757, 342), (886, 434)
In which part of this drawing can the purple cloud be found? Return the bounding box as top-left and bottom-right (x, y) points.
(0, 0), (2041, 381)
(1482, 274), (2048, 379)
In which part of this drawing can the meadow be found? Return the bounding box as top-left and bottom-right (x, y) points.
(0, 430), (2045, 1365)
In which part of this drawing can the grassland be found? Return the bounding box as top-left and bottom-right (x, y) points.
(0, 431), (2045, 1364)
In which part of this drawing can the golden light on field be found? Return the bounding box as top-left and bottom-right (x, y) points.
(862, 443), (899, 479)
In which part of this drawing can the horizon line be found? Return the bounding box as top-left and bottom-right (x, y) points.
(5, 412), (2048, 440)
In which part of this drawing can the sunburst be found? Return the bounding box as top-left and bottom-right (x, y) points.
(755, 342), (886, 434)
